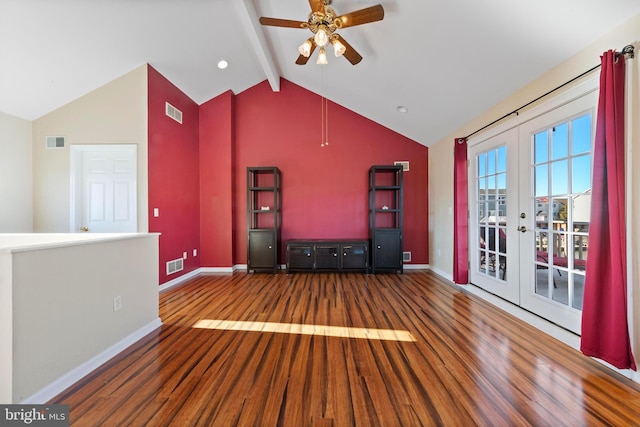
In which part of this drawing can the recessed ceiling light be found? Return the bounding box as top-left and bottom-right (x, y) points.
(397, 106), (408, 113)
(217, 60), (229, 70)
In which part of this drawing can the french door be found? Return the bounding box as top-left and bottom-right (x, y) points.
(469, 90), (597, 334)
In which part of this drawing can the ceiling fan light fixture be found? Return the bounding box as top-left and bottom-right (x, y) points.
(332, 39), (346, 57)
(314, 25), (329, 47)
(317, 47), (328, 65)
(299, 40), (312, 57)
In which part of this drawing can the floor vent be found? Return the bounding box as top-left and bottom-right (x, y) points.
(165, 102), (183, 124)
(166, 258), (184, 275)
(403, 251), (412, 262)
(46, 136), (65, 149)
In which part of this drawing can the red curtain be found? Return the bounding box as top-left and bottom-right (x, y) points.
(453, 138), (469, 284)
(580, 50), (636, 370)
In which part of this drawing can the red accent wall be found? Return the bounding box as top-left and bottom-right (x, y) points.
(148, 74), (429, 282)
(199, 91), (234, 267)
(148, 65), (201, 283)
(232, 79), (429, 265)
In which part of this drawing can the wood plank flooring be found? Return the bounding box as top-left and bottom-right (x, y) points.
(51, 271), (640, 426)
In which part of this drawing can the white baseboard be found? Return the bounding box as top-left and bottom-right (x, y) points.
(159, 268), (202, 292)
(404, 264), (430, 270)
(22, 318), (162, 404)
(429, 266), (453, 282)
(200, 267), (235, 273)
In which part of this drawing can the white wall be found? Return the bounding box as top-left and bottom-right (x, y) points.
(0, 252), (12, 403)
(0, 233), (159, 403)
(0, 112), (33, 232)
(32, 64), (149, 232)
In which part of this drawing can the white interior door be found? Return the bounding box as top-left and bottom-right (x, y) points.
(469, 89), (597, 334)
(71, 145), (137, 233)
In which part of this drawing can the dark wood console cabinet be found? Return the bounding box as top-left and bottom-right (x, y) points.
(286, 240), (369, 273)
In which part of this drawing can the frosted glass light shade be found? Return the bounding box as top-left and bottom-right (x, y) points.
(332, 39), (346, 57)
(298, 40), (312, 57)
(314, 26), (329, 47)
(317, 47), (328, 65)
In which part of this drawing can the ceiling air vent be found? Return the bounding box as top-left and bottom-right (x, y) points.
(45, 136), (65, 149)
(165, 102), (183, 124)
(394, 161), (409, 171)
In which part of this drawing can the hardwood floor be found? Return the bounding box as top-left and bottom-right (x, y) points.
(51, 271), (640, 426)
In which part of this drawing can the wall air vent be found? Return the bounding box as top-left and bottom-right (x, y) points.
(394, 161), (409, 171)
(166, 257), (184, 275)
(46, 136), (65, 149)
(403, 251), (412, 263)
(165, 102), (183, 124)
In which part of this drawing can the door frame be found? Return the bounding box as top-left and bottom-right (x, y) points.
(70, 144), (138, 233)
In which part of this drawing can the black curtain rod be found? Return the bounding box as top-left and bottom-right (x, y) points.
(463, 44), (635, 140)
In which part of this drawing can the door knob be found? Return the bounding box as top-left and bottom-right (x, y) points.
(518, 226), (527, 233)
(80, 227), (89, 232)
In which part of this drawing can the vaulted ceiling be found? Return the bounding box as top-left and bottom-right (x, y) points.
(1, 0), (639, 146)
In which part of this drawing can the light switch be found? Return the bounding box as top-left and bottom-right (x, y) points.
(153, 208), (159, 217)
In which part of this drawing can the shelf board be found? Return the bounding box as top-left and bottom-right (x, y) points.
(248, 187), (277, 191)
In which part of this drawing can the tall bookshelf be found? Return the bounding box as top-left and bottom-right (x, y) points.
(369, 165), (403, 273)
(247, 167), (281, 273)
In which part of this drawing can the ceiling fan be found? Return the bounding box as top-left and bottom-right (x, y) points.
(259, 0), (384, 65)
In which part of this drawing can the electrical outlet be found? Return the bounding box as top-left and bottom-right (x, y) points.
(113, 296), (122, 312)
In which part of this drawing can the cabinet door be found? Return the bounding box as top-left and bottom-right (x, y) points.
(287, 244), (314, 270)
(315, 245), (340, 269)
(248, 230), (276, 270)
(372, 230), (402, 272)
(342, 243), (368, 270)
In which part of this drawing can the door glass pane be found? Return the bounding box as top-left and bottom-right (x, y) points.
(531, 113), (591, 310)
(551, 160), (568, 195)
(552, 123), (569, 160)
(572, 155), (591, 193)
(497, 146), (507, 172)
(475, 145), (507, 282)
(535, 165), (548, 197)
(572, 115), (591, 155)
(535, 131), (549, 163)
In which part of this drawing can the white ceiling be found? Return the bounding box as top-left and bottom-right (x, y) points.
(1, 0), (639, 146)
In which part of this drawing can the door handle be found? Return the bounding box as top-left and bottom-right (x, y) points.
(80, 227), (89, 232)
(517, 226), (527, 233)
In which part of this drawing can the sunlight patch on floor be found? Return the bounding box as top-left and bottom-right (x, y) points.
(193, 319), (417, 342)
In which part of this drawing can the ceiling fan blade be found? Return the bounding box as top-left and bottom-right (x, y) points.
(309, 0), (325, 14)
(336, 4), (384, 28)
(259, 17), (307, 28)
(296, 39), (317, 65)
(334, 35), (362, 65)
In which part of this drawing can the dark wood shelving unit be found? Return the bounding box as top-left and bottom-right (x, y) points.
(247, 167), (280, 273)
(369, 165), (404, 273)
